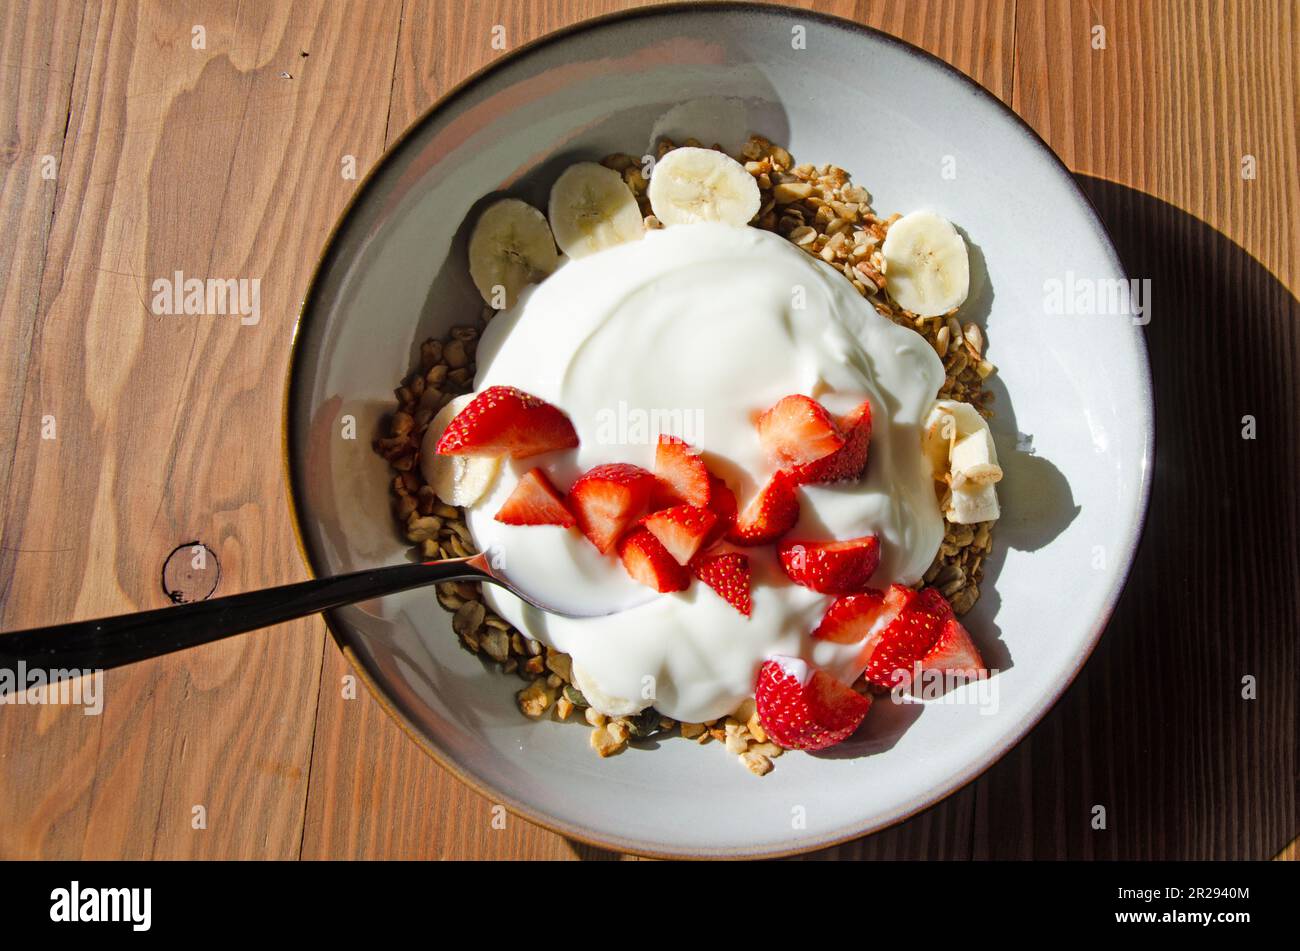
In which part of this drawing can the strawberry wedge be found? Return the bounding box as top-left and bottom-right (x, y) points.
(789, 398), (873, 484)
(814, 586), (985, 684)
(920, 615), (986, 674)
(702, 475), (738, 546)
(860, 586), (964, 688)
(691, 551), (752, 616)
(618, 527), (691, 593)
(810, 589), (890, 644)
(567, 463), (657, 553)
(641, 505), (716, 566)
(494, 468), (574, 527)
(777, 535), (880, 594)
(726, 472), (800, 546)
(652, 435), (711, 508)
(756, 395), (845, 471)
(435, 386), (578, 459)
(755, 658), (871, 751)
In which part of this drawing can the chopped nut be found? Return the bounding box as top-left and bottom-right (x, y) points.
(452, 600), (485, 642)
(773, 181), (814, 203)
(606, 719), (631, 744)
(517, 680), (554, 718)
(679, 722), (706, 740)
(405, 514), (442, 543)
(589, 725), (626, 757)
(789, 225), (817, 246)
(443, 338), (469, 369)
(435, 583), (463, 611)
(741, 751), (773, 776)
(725, 731), (749, 755)
(479, 626), (509, 664)
(950, 583), (979, 616)
(544, 651), (573, 683)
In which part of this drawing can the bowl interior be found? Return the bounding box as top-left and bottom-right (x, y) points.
(286, 5), (1152, 857)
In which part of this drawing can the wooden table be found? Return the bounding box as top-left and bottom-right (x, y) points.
(1, 0), (1295, 860)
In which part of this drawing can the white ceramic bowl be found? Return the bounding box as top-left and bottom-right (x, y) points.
(285, 4), (1153, 857)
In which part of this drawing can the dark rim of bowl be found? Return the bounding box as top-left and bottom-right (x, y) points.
(281, 0), (1156, 860)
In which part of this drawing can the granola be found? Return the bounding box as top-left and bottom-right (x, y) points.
(374, 135), (997, 772)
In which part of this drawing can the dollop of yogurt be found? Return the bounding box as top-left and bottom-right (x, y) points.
(465, 222), (945, 723)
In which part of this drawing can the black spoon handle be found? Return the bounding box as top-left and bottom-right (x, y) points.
(0, 558), (490, 673)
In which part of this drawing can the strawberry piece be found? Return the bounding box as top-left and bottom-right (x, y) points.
(652, 435), (711, 508)
(921, 616), (986, 673)
(777, 535), (881, 594)
(617, 527), (691, 593)
(811, 589), (889, 643)
(754, 658), (871, 751)
(641, 505), (716, 566)
(691, 552), (752, 616)
(493, 468), (575, 527)
(435, 386), (579, 459)
(756, 395), (845, 470)
(789, 398), (873, 484)
(726, 472), (800, 546)
(702, 475), (737, 546)
(567, 463), (657, 553)
(861, 585), (950, 688)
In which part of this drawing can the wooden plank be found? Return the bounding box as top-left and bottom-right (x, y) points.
(0, 1), (85, 510)
(301, 0), (1012, 861)
(0, 0), (401, 858)
(969, 0), (1298, 859)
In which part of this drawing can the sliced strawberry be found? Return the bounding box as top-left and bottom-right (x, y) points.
(691, 552), (751, 616)
(641, 505), (716, 566)
(756, 395), (845, 470)
(921, 615), (986, 673)
(566, 463), (657, 553)
(493, 468), (574, 527)
(789, 398), (873, 484)
(434, 385), (578, 459)
(811, 589), (889, 643)
(726, 472), (800, 546)
(860, 585), (949, 688)
(754, 658), (871, 751)
(777, 535), (880, 594)
(703, 475), (737, 546)
(617, 527), (691, 593)
(652, 435), (711, 508)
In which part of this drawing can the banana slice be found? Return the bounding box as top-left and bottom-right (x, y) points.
(420, 394), (501, 507)
(647, 146), (761, 227)
(571, 662), (650, 717)
(881, 210), (970, 317)
(467, 198), (559, 308)
(548, 162), (644, 258)
(923, 399), (1001, 524)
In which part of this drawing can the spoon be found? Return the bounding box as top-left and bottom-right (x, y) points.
(0, 554), (594, 673)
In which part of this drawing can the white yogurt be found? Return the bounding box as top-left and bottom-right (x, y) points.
(465, 223), (945, 723)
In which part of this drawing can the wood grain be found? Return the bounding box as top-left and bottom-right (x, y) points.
(0, 0), (1294, 860)
(0, 0), (401, 859)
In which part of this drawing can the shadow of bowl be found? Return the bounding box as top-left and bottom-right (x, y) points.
(829, 175), (1297, 860)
